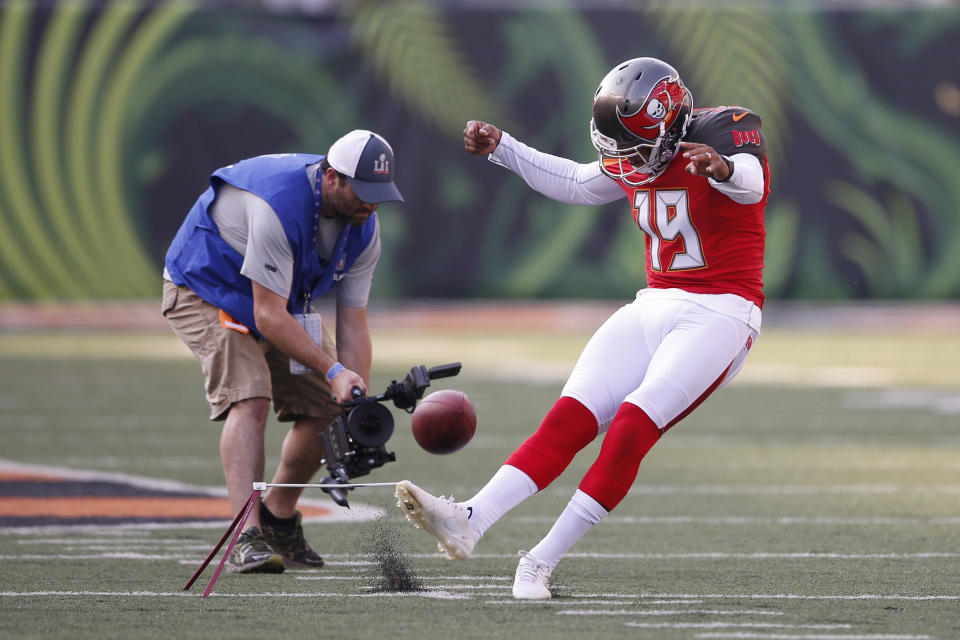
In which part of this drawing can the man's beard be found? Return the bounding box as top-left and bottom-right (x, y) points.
(330, 204), (370, 226)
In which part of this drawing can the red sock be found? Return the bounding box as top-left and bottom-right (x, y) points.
(578, 403), (661, 511)
(504, 397), (598, 490)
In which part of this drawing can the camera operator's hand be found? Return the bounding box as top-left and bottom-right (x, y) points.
(330, 367), (366, 404)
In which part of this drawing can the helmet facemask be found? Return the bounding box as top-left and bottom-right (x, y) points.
(591, 118), (675, 186)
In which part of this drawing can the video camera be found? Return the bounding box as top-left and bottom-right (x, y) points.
(318, 362), (461, 507)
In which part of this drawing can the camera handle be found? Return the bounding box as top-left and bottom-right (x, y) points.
(428, 363), (462, 380)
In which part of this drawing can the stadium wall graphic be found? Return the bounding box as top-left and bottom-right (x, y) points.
(1, 1), (958, 301)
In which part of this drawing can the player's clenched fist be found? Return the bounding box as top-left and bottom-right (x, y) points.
(464, 120), (502, 155)
(678, 141), (732, 181)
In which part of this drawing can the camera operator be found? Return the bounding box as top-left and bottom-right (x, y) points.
(162, 131), (404, 574)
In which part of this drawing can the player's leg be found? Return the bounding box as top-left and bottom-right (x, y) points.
(455, 399), (619, 550)
(399, 298), (659, 560)
(474, 300), (661, 521)
(508, 294), (667, 492)
(624, 312), (753, 432)
(499, 398), (599, 494)
(573, 310), (752, 513)
(403, 300), (659, 560)
(162, 281), (282, 573)
(514, 401), (660, 599)
(516, 301), (756, 597)
(493, 298), (661, 487)
(455, 397), (598, 541)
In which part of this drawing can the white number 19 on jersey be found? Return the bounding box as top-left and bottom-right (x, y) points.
(633, 189), (705, 272)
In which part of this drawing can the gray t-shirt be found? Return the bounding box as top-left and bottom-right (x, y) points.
(204, 163), (381, 308)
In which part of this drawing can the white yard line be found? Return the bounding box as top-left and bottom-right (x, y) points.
(645, 593), (960, 601)
(296, 575), (509, 581)
(559, 609), (785, 616)
(0, 553), (189, 560)
(16, 538), (211, 544)
(622, 623), (851, 629)
(485, 599), (699, 605)
(540, 484), (960, 496)
(693, 633), (931, 640)
(845, 389), (960, 415)
(4, 551), (958, 562)
(516, 516), (960, 526)
(377, 584), (506, 590)
(0, 590), (468, 600)
(2, 589), (956, 604)
(439, 552), (960, 560)
(564, 552), (960, 559)
(20, 544), (214, 552)
(556, 592), (960, 602)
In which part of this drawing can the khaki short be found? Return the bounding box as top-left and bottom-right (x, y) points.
(162, 281), (339, 421)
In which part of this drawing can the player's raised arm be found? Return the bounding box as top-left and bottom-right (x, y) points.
(463, 120), (623, 206)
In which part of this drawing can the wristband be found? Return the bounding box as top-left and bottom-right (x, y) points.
(719, 155), (735, 182)
(325, 362), (345, 381)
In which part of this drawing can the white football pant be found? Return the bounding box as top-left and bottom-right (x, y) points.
(561, 289), (760, 432)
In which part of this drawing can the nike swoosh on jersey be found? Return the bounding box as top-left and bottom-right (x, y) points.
(732, 111), (749, 121)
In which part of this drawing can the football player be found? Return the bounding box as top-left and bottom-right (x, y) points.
(396, 57), (769, 599)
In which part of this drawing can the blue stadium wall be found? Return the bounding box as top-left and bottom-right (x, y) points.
(1, 1), (958, 301)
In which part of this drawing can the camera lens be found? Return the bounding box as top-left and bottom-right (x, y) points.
(345, 403), (395, 447)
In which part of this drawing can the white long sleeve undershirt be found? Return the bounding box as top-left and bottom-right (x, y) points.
(487, 131), (764, 205)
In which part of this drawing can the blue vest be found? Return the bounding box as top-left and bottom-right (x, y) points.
(164, 153), (377, 337)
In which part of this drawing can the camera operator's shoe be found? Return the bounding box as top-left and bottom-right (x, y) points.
(259, 506), (325, 569)
(395, 481), (479, 560)
(512, 550), (552, 600)
(226, 527), (285, 574)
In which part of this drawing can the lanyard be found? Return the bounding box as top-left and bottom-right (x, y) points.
(304, 166), (350, 313)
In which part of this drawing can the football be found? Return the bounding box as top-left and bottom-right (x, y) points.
(411, 389), (477, 455)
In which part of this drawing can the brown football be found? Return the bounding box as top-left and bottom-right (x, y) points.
(411, 390), (477, 455)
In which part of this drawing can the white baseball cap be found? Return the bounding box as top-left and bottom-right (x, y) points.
(326, 130), (404, 204)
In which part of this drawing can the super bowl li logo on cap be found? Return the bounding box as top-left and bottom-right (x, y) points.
(373, 154), (390, 176)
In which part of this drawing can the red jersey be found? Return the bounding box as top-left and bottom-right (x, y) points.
(613, 106), (769, 308)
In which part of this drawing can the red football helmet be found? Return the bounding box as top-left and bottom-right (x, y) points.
(590, 57), (693, 186)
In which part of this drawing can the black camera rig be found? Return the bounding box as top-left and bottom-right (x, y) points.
(318, 362), (461, 507)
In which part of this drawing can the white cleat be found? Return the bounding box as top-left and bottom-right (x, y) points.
(395, 480), (479, 560)
(512, 550), (552, 600)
